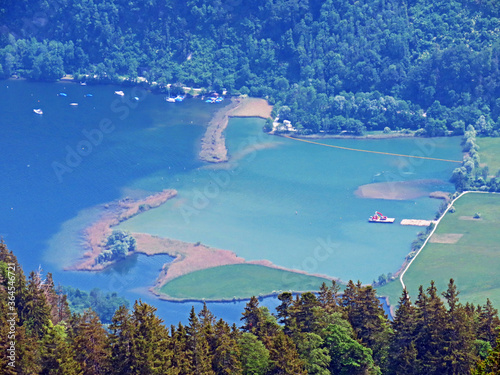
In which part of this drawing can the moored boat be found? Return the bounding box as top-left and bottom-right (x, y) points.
(368, 211), (395, 223)
(114, 90), (125, 96)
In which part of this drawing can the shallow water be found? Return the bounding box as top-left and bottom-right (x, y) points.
(0, 80), (461, 324)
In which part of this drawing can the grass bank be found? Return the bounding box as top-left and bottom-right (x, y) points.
(378, 192), (500, 308)
(157, 263), (331, 301)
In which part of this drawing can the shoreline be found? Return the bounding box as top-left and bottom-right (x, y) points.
(199, 97), (273, 163)
(132, 232), (336, 302)
(283, 132), (417, 140)
(69, 191), (337, 302)
(68, 189), (177, 271)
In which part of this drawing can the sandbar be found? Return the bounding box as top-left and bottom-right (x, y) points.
(199, 97), (273, 163)
(69, 189), (177, 271)
(355, 179), (444, 200)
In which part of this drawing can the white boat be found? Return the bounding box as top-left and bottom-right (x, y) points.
(368, 211), (395, 223)
(166, 97), (176, 103)
(114, 90), (125, 96)
(70, 102), (78, 106)
(33, 108), (43, 115)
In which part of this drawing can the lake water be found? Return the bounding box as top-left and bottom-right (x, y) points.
(0, 80), (461, 324)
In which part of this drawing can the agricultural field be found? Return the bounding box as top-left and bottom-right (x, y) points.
(378, 192), (500, 309)
(158, 263), (330, 301)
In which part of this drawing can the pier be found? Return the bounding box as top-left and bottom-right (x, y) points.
(400, 219), (436, 226)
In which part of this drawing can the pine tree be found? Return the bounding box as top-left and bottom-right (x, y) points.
(388, 289), (419, 375)
(291, 292), (320, 333)
(478, 298), (500, 347)
(267, 330), (307, 374)
(70, 310), (110, 374)
(170, 323), (194, 374)
(23, 270), (51, 338)
(415, 282), (448, 375)
(212, 319), (243, 374)
(39, 321), (81, 375)
(276, 292), (295, 335)
(108, 305), (134, 374)
(341, 281), (390, 370)
(442, 279), (477, 374)
(241, 296), (261, 333)
(131, 301), (172, 374)
(318, 280), (341, 314)
(187, 306), (215, 375)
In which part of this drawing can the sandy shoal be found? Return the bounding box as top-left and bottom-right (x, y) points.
(199, 97), (272, 163)
(355, 179), (444, 200)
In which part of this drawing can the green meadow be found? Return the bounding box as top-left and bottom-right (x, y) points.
(158, 264), (330, 300)
(378, 192), (500, 308)
(476, 137), (500, 175)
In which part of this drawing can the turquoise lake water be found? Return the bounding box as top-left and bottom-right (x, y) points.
(0, 80), (462, 323)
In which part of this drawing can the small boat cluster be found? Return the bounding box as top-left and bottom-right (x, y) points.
(165, 95), (185, 102)
(33, 89), (95, 115)
(205, 96), (224, 103)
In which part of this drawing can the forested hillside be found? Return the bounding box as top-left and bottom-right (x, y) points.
(2, 0), (500, 136)
(2, 240), (500, 374)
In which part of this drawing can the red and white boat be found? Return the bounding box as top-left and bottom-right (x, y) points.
(368, 211), (395, 223)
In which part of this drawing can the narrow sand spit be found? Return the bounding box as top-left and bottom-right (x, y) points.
(69, 189), (177, 271)
(199, 97), (272, 163)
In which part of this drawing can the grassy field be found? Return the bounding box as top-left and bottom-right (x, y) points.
(378, 192), (500, 309)
(158, 264), (331, 300)
(477, 137), (500, 175)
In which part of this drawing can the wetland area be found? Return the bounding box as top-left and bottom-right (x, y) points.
(0, 80), (462, 323)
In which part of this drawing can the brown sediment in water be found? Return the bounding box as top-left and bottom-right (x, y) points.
(199, 97), (273, 163)
(355, 179), (443, 200)
(68, 189), (177, 271)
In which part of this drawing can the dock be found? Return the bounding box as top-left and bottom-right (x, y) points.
(400, 219), (436, 226)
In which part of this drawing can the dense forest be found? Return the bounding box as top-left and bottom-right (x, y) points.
(2, 240), (500, 374)
(2, 0), (500, 136)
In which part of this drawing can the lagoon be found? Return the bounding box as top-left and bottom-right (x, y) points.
(0, 80), (461, 324)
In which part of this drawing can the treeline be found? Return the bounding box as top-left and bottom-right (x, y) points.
(2, 0), (500, 135)
(451, 125), (500, 192)
(61, 286), (129, 324)
(2, 240), (500, 374)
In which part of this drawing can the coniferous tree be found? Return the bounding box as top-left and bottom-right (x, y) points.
(318, 280), (341, 314)
(131, 301), (172, 374)
(415, 282), (448, 375)
(212, 319), (243, 374)
(388, 289), (419, 375)
(478, 299), (500, 348)
(108, 305), (134, 374)
(267, 330), (307, 374)
(70, 310), (110, 375)
(23, 270), (51, 338)
(342, 281), (390, 370)
(170, 323), (194, 374)
(39, 321), (81, 375)
(442, 279), (477, 374)
(187, 306), (215, 375)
